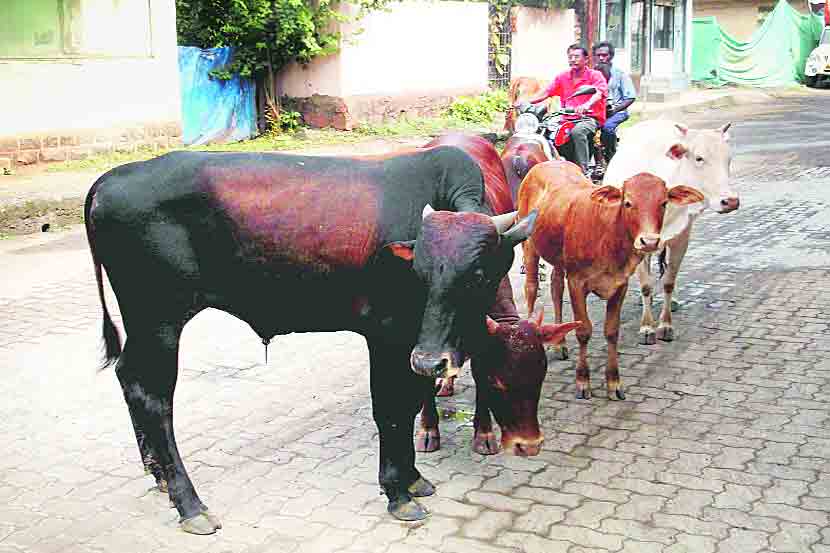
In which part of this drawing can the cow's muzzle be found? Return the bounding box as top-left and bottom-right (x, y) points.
(410, 349), (462, 379)
(719, 196), (740, 213)
(635, 234), (661, 253)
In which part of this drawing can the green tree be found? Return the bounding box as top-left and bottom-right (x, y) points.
(176, 0), (394, 130)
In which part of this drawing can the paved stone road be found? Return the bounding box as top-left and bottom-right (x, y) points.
(2, 97), (830, 553)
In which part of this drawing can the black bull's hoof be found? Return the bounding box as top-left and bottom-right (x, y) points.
(408, 476), (436, 497)
(388, 496), (430, 521)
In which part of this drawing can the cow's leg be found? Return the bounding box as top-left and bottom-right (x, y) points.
(368, 339), (435, 521)
(604, 282), (628, 401)
(658, 230), (691, 342)
(567, 280), (593, 400)
(549, 264), (569, 360)
(472, 383), (500, 455)
(116, 324), (220, 535)
(637, 255), (657, 345)
(125, 402), (166, 493)
(523, 242), (541, 316)
(415, 387), (440, 453)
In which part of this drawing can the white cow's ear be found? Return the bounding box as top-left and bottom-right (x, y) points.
(720, 122), (732, 142)
(668, 185), (705, 206)
(666, 143), (687, 160)
(422, 204), (435, 219)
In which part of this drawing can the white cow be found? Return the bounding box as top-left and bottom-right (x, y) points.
(603, 119), (738, 344)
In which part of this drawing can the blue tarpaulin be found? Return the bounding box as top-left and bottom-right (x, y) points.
(178, 46), (257, 146)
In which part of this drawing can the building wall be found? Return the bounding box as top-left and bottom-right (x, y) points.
(0, 0), (181, 167)
(510, 6), (577, 81)
(694, 0), (808, 40)
(278, 0), (488, 127)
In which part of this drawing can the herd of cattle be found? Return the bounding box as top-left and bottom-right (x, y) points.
(83, 105), (737, 534)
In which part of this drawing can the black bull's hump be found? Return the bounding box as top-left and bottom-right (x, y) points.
(87, 148), (489, 342)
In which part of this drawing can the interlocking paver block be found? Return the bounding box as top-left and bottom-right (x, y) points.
(751, 503), (829, 526)
(466, 491), (532, 513)
(616, 494), (667, 521)
(768, 522), (821, 552)
(461, 511), (513, 540)
(618, 541), (665, 553)
(718, 528), (770, 553)
(513, 487), (583, 507)
(714, 483), (763, 511)
(513, 504), (567, 535)
(652, 513), (729, 539)
(664, 533), (717, 553)
(563, 500), (617, 529)
(601, 518), (677, 544)
(763, 479), (810, 506)
(549, 524), (625, 550)
(496, 533), (572, 553)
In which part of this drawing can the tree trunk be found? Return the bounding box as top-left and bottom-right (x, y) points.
(573, 0), (598, 54)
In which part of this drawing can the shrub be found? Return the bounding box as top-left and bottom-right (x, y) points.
(445, 89), (510, 124)
(266, 109), (303, 134)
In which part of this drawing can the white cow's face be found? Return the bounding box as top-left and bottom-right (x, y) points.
(667, 123), (739, 214)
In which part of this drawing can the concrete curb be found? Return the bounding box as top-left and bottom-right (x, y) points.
(631, 86), (814, 120)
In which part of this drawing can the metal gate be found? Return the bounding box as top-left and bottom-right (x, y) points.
(488, 2), (513, 89)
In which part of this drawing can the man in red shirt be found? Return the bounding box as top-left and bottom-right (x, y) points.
(515, 44), (608, 176)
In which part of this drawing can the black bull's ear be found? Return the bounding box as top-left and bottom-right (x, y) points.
(500, 209), (538, 248)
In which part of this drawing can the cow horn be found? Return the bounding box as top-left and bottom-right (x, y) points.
(491, 211), (518, 233)
(720, 122), (732, 134)
(674, 123), (689, 136)
(500, 210), (538, 248)
(422, 204), (435, 219)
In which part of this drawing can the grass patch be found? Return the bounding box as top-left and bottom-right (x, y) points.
(0, 199), (84, 237)
(44, 114), (500, 175)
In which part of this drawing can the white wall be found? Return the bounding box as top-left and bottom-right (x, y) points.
(651, 49), (676, 78)
(0, 0), (181, 134)
(279, 1), (488, 99)
(510, 6), (577, 80)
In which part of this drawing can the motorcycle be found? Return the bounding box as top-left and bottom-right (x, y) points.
(512, 85), (614, 183)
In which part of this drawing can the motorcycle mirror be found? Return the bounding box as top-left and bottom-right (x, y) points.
(568, 85), (597, 98)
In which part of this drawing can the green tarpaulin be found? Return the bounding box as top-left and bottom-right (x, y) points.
(692, 0), (824, 86)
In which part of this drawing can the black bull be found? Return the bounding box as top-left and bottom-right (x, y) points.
(85, 148), (537, 534)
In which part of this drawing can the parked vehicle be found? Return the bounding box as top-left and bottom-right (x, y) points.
(805, 24), (830, 87)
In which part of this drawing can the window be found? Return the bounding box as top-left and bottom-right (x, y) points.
(653, 0), (675, 50)
(0, 0), (152, 59)
(605, 0), (627, 50)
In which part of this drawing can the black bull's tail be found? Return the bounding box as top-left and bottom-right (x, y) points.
(84, 178), (122, 369)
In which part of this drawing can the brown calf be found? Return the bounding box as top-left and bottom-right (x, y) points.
(518, 161), (703, 400)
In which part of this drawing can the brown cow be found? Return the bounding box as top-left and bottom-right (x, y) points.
(518, 161), (703, 400)
(501, 134), (557, 204)
(416, 133), (579, 455)
(505, 76), (548, 133)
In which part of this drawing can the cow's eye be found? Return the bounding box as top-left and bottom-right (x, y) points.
(624, 200), (633, 208)
(695, 155), (705, 163)
(472, 268), (486, 286)
(661, 201), (668, 209)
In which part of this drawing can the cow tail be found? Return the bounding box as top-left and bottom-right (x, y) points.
(84, 179), (123, 369)
(657, 249), (667, 280)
